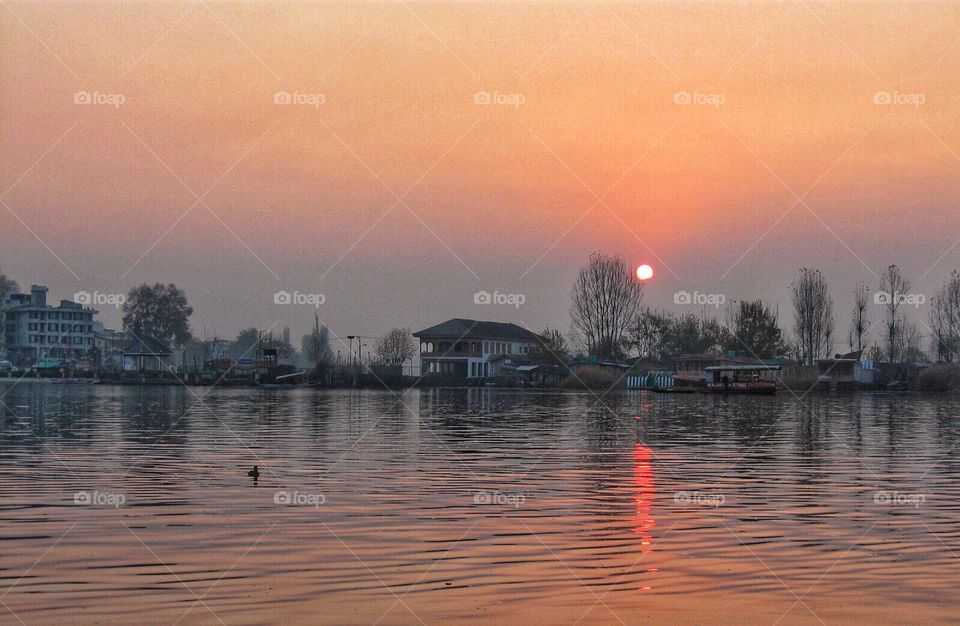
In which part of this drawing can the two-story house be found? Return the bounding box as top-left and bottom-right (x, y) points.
(414, 318), (540, 379)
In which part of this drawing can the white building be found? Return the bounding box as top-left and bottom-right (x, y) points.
(413, 318), (539, 378)
(2, 285), (98, 367)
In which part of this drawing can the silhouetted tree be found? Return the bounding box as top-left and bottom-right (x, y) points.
(879, 265), (910, 362)
(534, 327), (570, 362)
(375, 328), (416, 366)
(724, 299), (788, 358)
(0, 272), (17, 303)
(0, 272), (17, 356)
(628, 309), (729, 362)
(791, 268), (834, 365)
(122, 283), (193, 347)
(930, 271), (960, 362)
(849, 280), (869, 353)
(570, 252), (643, 359)
(629, 309), (672, 361)
(227, 328), (260, 359)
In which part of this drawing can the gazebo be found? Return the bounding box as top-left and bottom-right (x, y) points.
(123, 337), (172, 372)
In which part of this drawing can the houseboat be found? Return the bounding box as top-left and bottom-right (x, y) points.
(704, 364), (781, 394)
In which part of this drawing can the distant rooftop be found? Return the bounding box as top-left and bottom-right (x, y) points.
(413, 318), (538, 342)
(123, 336), (171, 356)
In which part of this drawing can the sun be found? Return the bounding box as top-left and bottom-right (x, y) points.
(636, 264), (654, 281)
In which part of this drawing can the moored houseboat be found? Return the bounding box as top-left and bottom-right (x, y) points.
(704, 364), (780, 394)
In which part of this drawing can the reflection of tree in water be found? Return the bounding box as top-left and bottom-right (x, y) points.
(934, 401), (960, 458)
(119, 386), (190, 452)
(795, 400), (830, 456)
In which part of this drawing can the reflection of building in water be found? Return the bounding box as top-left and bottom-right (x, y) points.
(633, 444), (656, 553)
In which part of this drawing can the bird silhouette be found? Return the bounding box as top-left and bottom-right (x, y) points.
(247, 465), (260, 480)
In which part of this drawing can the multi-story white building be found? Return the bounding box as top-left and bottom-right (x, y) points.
(2, 285), (98, 366)
(414, 318), (539, 378)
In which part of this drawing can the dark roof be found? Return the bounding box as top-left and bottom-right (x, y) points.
(123, 336), (171, 356)
(413, 318), (538, 342)
(833, 350), (863, 360)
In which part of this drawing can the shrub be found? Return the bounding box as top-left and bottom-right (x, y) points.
(916, 363), (960, 392)
(560, 366), (623, 390)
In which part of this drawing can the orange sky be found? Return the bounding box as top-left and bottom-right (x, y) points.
(3, 2), (960, 343)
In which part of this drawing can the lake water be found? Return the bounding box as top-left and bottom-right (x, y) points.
(1, 382), (959, 625)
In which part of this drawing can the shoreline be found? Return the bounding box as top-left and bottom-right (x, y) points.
(0, 377), (955, 395)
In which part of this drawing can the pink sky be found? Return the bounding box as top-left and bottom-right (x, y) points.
(3, 2), (960, 347)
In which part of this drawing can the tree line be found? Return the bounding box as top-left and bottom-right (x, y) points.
(567, 253), (956, 366)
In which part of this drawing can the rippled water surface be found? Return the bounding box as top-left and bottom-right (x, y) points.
(2, 382), (960, 624)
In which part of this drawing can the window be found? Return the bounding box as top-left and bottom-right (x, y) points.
(50, 312), (59, 320)
(28, 323), (37, 331)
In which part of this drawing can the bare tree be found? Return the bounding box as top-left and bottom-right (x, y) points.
(375, 328), (416, 366)
(879, 265), (911, 362)
(849, 281), (869, 353)
(929, 271), (960, 362)
(570, 252), (644, 359)
(790, 268), (834, 366)
(897, 319), (926, 363)
(534, 327), (570, 362)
